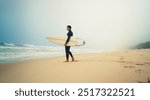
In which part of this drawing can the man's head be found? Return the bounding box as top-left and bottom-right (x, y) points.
(67, 25), (72, 31)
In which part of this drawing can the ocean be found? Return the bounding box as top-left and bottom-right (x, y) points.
(0, 43), (99, 63)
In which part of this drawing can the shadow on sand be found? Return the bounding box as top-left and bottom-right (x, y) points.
(137, 77), (150, 83)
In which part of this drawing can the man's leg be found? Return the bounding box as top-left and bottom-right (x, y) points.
(68, 47), (74, 61)
(65, 46), (69, 62)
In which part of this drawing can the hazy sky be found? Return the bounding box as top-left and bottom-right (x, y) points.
(0, 0), (150, 50)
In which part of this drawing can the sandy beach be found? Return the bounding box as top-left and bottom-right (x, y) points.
(0, 49), (150, 83)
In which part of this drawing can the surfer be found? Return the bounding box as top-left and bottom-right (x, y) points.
(64, 25), (74, 62)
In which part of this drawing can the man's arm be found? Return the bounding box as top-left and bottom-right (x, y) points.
(65, 36), (71, 45)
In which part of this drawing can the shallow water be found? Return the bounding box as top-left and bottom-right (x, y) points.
(0, 43), (99, 63)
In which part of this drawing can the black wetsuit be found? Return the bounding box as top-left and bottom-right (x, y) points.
(65, 31), (73, 60)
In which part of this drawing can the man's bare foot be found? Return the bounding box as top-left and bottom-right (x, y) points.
(64, 60), (69, 62)
(71, 57), (78, 62)
(72, 60), (78, 62)
(72, 57), (74, 62)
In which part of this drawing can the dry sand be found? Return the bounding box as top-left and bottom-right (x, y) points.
(0, 49), (150, 83)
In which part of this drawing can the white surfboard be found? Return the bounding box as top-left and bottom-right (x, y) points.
(46, 35), (85, 46)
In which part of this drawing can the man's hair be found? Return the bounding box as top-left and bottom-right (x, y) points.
(67, 25), (72, 29)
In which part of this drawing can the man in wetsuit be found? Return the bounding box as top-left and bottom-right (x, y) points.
(64, 25), (74, 62)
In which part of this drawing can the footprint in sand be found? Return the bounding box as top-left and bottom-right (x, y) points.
(117, 61), (134, 64)
(120, 56), (124, 60)
(135, 69), (143, 74)
(117, 61), (126, 63)
(137, 77), (150, 83)
(144, 62), (150, 65)
(136, 63), (144, 66)
(124, 65), (135, 69)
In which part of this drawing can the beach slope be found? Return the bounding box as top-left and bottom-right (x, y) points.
(0, 49), (150, 83)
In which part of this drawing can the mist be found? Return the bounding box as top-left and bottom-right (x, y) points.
(0, 0), (150, 50)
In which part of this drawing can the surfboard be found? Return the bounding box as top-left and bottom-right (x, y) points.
(46, 35), (85, 46)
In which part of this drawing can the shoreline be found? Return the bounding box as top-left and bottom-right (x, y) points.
(0, 50), (103, 64)
(0, 49), (150, 83)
